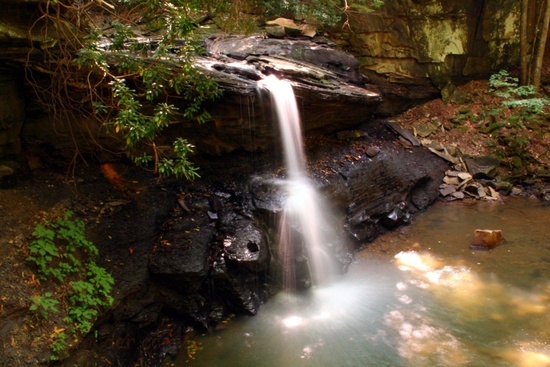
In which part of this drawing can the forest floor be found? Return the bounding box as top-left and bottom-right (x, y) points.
(393, 78), (549, 184)
(0, 77), (549, 366)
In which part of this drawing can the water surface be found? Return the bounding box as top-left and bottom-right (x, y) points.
(174, 198), (550, 367)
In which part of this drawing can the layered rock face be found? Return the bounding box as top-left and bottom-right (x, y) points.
(0, 0), (527, 161)
(192, 35), (381, 154)
(332, 0), (522, 114)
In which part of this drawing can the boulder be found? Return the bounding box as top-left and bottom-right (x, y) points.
(265, 18), (316, 38)
(222, 217), (269, 272)
(149, 207), (214, 293)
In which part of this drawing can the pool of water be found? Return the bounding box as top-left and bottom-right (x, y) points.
(172, 198), (550, 367)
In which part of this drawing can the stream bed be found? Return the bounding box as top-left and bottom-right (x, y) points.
(171, 198), (550, 367)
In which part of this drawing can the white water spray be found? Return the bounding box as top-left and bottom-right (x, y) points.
(259, 75), (337, 289)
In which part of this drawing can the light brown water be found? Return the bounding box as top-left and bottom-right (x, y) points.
(173, 198), (550, 367)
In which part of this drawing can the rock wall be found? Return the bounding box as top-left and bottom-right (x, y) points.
(0, 0), (534, 160)
(332, 0), (522, 114)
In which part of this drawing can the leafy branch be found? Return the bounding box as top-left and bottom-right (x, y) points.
(27, 0), (222, 179)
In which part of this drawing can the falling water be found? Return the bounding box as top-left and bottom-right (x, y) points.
(170, 75), (550, 367)
(258, 75), (337, 289)
(177, 198), (550, 367)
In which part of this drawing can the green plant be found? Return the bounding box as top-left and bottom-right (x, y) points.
(26, 211), (114, 358)
(29, 292), (60, 319)
(484, 70), (550, 176)
(27, 211), (96, 282)
(28, 0), (224, 180)
(66, 262), (114, 334)
(50, 331), (68, 361)
(489, 70), (549, 113)
(451, 107), (476, 125)
(75, 21), (222, 179)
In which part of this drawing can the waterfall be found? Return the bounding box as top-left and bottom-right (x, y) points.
(259, 75), (338, 290)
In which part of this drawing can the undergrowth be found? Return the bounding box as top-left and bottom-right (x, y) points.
(453, 70), (549, 178)
(27, 211), (114, 360)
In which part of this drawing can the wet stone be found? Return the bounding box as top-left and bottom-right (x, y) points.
(470, 229), (505, 250)
(223, 218), (269, 272)
(149, 210), (214, 293)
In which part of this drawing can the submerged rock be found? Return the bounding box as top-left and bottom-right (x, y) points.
(470, 229), (505, 250)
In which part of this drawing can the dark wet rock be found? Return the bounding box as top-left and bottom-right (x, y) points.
(156, 287), (210, 327)
(210, 255), (264, 315)
(222, 217), (269, 272)
(305, 120), (449, 243)
(366, 145), (380, 157)
(149, 207), (214, 293)
(245, 175), (352, 290)
(137, 319), (185, 367)
(380, 202), (411, 229)
(205, 35), (364, 84)
(248, 176), (286, 214)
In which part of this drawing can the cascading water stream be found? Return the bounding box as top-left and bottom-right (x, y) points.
(258, 75), (337, 290)
(173, 76), (550, 367)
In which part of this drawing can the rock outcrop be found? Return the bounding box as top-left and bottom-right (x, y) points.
(143, 118), (448, 330)
(332, 0), (524, 115)
(0, 0), (532, 161)
(187, 35), (382, 154)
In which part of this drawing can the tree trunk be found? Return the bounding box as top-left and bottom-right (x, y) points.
(532, 0), (550, 90)
(520, 0), (530, 85)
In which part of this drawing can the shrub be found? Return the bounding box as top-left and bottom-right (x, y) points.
(482, 70), (549, 176)
(27, 211), (114, 358)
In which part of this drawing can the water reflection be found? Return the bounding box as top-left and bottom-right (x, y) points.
(175, 199), (550, 367)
